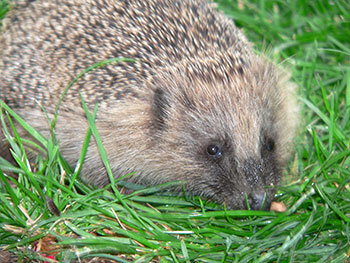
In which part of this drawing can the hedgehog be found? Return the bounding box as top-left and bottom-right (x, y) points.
(0, 0), (299, 210)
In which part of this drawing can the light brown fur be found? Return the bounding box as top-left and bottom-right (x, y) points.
(0, 0), (299, 209)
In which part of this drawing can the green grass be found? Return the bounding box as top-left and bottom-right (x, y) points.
(1, 0), (350, 262)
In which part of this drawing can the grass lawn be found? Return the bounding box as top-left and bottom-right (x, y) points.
(0, 0), (350, 262)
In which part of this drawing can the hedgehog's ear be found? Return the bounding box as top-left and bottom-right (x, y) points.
(152, 88), (171, 131)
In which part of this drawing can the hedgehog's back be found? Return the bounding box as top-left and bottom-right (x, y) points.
(0, 0), (250, 109)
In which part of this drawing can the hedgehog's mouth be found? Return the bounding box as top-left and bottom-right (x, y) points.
(216, 186), (276, 211)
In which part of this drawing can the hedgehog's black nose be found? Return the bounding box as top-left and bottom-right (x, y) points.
(247, 192), (270, 210)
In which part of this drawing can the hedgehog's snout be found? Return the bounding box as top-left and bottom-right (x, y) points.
(246, 192), (271, 211)
(240, 158), (276, 210)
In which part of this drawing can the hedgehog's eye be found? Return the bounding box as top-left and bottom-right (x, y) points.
(266, 138), (275, 152)
(207, 144), (222, 157)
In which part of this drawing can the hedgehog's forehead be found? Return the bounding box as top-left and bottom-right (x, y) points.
(170, 55), (275, 156)
(178, 71), (264, 117)
(178, 82), (266, 157)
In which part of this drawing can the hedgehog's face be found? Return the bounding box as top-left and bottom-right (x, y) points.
(186, 123), (281, 210)
(149, 59), (297, 210)
(190, 126), (282, 210)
